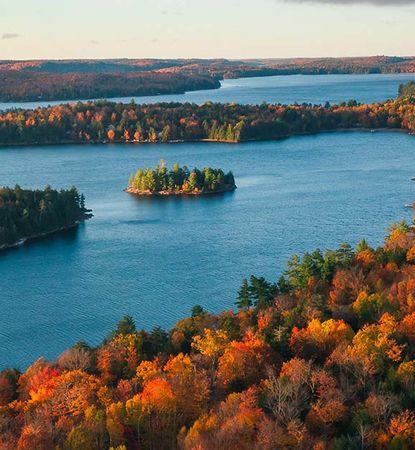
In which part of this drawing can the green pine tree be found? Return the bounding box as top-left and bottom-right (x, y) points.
(235, 278), (252, 310)
(115, 315), (136, 336)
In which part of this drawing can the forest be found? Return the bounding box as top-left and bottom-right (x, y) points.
(1, 90), (415, 146)
(0, 185), (89, 248)
(399, 82), (415, 99)
(126, 162), (236, 195)
(1, 56), (415, 102)
(223, 56), (415, 79)
(2, 221), (415, 448)
(0, 72), (220, 102)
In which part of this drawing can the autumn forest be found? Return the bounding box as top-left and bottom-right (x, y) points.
(2, 56), (415, 102)
(2, 222), (415, 448)
(1, 79), (415, 450)
(5, 0), (415, 445)
(1, 85), (415, 146)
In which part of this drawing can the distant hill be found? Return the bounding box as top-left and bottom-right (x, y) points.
(1, 56), (414, 75)
(1, 56), (415, 103)
(0, 71), (220, 102)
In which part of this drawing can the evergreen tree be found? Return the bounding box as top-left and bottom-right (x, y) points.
(236, 278), (252, 310)
(277, 275), (291, 294)
(114, 315), (136, 336)
(356, 239), (370, 253)
(249, 276), (275, 309)
(191, 305), (206, 318)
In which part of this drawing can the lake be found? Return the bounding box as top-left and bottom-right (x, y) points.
(0, 130), (414, 369)
(1, 73), (415, 111)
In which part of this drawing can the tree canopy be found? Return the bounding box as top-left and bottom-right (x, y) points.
(1, 86), (415, 146)
(127, 161), (236, 195)
(2, 222), (415, 448)
(0, 185), (89, 248)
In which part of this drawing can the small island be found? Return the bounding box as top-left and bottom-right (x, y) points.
(125, 161), (236, 196)
(0, 185), (92, 251)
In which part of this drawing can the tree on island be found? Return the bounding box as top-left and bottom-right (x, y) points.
(127, 161), (236, 195)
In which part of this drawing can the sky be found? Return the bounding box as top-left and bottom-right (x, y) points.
(1, 0), (415, 60)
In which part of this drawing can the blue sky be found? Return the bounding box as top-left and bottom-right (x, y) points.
(1, 0), (415, 59)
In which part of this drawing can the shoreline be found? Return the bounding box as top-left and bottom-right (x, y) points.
(0, 127), (412, 149)
(124, 185), (236, 197)
(0, 212), (93, 253)
(0, 80), (221, 107)
(0, 70), (413, 108)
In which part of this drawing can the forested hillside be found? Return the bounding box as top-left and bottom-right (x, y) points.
(1, 56), (415, 103)
(2, 222), (415, 448)
(0, 72), (220, 102)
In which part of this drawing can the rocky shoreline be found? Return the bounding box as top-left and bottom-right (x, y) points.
(124, 184), (236, 197)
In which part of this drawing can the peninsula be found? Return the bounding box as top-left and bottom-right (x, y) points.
(0, 185), (92, 251)
(1, 82), (415, 146)
(2, 221), (415, 448)
(125, 162), (236, 196)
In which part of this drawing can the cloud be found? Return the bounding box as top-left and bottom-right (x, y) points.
(282, 0), (415, 4)
(2, 33), (20, 40)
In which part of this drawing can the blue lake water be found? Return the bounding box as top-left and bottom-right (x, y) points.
(0, 131), (415, 369)
(1, 73), (415, 111)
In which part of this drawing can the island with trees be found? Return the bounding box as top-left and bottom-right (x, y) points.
(2, 221), (415, 448)
(125, 162), (236, 196)
(0, 185), (91, 250)
(1, 82), (415, 147)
